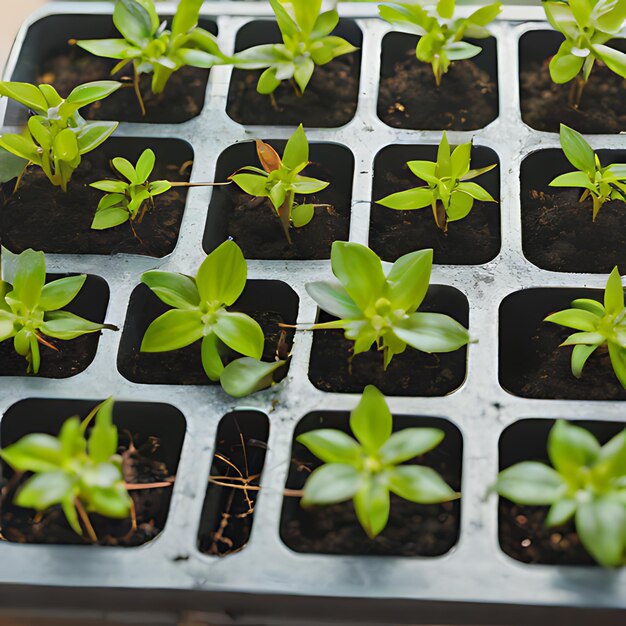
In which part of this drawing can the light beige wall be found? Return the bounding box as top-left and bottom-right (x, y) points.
(0, 1), (47, 72)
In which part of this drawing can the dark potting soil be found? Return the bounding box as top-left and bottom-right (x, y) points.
(370, 165), (500, 264)
(226, 57), (359, 127)
(520, 57), (626, 134)
(522, 188), (626, 273)
(220, 163), (350, 260)
(378, 57), (498, 131)
(36, 48), (209, 124)
(499, 501), (594, 566)
(1, 152), (190, 257)
(1, 431), (174, 547)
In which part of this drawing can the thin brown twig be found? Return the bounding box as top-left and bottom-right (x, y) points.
(75, 499), (98, 543)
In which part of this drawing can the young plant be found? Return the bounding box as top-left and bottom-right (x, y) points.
(544, 266), (626, 388)
(140, 240), (286, 397)
(298, 384), (458, 538)
(495, 420), (626, 567)
(0, 398), (132, 541)
(232, 0), (358, 95)
(229, 125), (329, 244)
(550, 123), (626, 221)
(377, 132), (497, 232)
(0, 249), (117, 374)
(306, 242), (469, 369)
(379, 0), (502, 86)
(90, 148), (171, 230)
(0, 81), (121, 191)
(543, 0), (626, 106)
(76, 0), (228, 114)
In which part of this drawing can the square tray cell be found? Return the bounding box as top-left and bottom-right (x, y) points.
(309, 285), (469, 396)
(203, 140), (354, 260)
(118, 280), (299, 385)
(1, 397), (186, 546)
(370, 143), (501, 264)
(0, 274), (110, 379)
(1, 137), (194, 258)
(377, 32), (498, 131)
(499, 288), (626, 400)
(280, 410), (462, 556)
(520, 148), (626, 274)
(226, 19), (362, 128)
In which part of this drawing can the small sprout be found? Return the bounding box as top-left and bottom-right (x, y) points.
(229, 125), (329, 244)
(0, 249), (118, 374)
(377, 131), (497, 232)
(543, 0), (626, 107)
(545, 266), (626, 388)
(306, 242), (469, 369)
(76, 0), (228, 114)
(232, 0), (358, 95)
(298, 385), (458, 538)
(0, 398), (132, 541)
(90, 148), (172, 230)
(140, 240), (286, 397)
(550, 124), (626, 221)
(0, 80), (121, 191)
(379, 0), (502, 86)
(495, 420), (626, 567)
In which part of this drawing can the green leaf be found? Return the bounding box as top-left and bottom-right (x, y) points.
(141, 271), (200, 310)
(76, 121), (118, 156)
(301, 463), (361, 506)
(196, 241), (247, 306)
(75, 38), (136, 60)
(576, 499), (625, 567)
(450, 142), (472, 180)
(572, 298), (606, 317)
(593, 44), (626, 79)
(10, 248), (46, 311)
(393, 312), (469, 354)
(548, 420), (600, 476)
(0, 81), (48, 113)
(113, 0), (157, 47)
(213, 311), (264, 359)
(200, 333), (224, 381)
(89, 483), (131, 518)
(467, 2), (502, 26)
(16, 471), (76, 511)
(291, 203), (315, 227)
(91, 180), (129, 193)
(270, 0), (300, 38)
(437, 132), (451, 178)
(457, 182), (495, 202)
(446, 191), (474, 222)
(445, 41), (482, 61)
(388, 465), (457, 503)
(171, 0), (202, 39)
(88, 398), (118, 464)
(305, 281), (360, 319)
(91, 206), (130, 230)
(353, 476), (390, 538)
(140, 309), (204, 352)
(379, 428), (444, 465)
(291, 176), (329, 195)
(571, 343), (600, 378)
(546, 498), (577, 527)
(220, 357), (286, 397)
(297, 429), (362, 465)
(0, 434), (63, 473)
(550, 48), (584, 83)
(560, 124), (596, 174)
(549, 171), (596, 190)
(544, 308), (601, 332)
(65, 81), (121, 108)
(53, 129), (79, 163)
(257, 67), (282, 94)
(294, 57), (315, 92)
(495, 461), (567, 505)
(407, 160), (438, 184)
(608, 342), (626, 388)
(0, 132), (40, 164)
(349, 385), (392, 454)
(604, 266), (624, 315)
(135, 148), (155, 184)
(231, 172), (269, 198)
(386, 248), (433, 314)
(38, 275), (86, 312)
(377, 187), (433, 210)
(0, 147), (27, 183)
(311, 9), (339, 38)
(112, 156), (137, 184)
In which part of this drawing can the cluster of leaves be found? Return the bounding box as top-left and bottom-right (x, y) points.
(299, 385), (458, 537)
(379, 0), (502, 85)
(378, 132), (497, 232)
(76, 0), (227, 111)
(545, 266), (626, 388)
(232, 0), (358, 95)
(140, 240), (286, 397)
(543, 0), (626, 105)
(0, 249), (117, 374)
(495, 420), (626, 567)
(550, 124), (626, 221)
(0, 81), (120, 190)
(0, 398), (132, 539)
(90, 148), (171, 230)
(307, 242), (469, 369)
(230, 125), (329, 244)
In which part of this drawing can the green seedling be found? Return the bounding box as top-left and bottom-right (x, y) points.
(495, 420), (626, 567)
(76, 0), (228, 115)
(0, 80), (121, 191)
(379, 0), (502, 86)
(545, 266), (626, 388)
(0, 398), (132, 542)
(543, 0), (626, 107)
(550, 123), (626, 221)
(377, 132), (497, 232)
(229, 125), (329, 244)
(0, 248), (117, 374)
(232, 0), (358, 95)
(298, 384), (458, 538)
(306, 242), (469, 369)
(140, 240), (286, 397)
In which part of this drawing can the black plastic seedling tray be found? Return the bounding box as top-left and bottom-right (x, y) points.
(0, 2), (625, 625)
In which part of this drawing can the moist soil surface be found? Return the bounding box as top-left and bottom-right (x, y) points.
(1, 431), (174, 546)
(522, 188), (626, 273)
(520, 58), (626, 134)
(378, 57), (498, 131)
(371, 165), (500, 264)
(1, 151), (190, 257)
(227, 57), (359, 127)
(37, 49), (209, 124)
(216, 163), (350, 260)
(499, 501), (594, 566)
